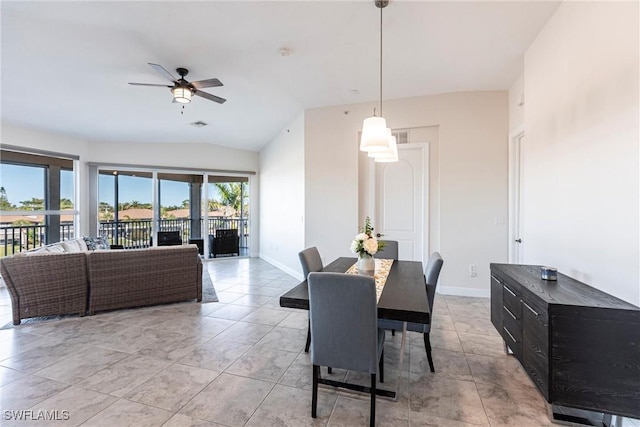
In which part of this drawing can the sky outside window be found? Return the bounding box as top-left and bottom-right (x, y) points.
(0, 163), (45, 207)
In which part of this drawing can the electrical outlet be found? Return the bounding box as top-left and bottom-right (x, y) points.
(469, 264), (477, 277)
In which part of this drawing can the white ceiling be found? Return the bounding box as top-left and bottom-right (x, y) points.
(1, 1), (560, 152)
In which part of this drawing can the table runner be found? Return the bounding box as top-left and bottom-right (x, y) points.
(345, 258), (394, 302)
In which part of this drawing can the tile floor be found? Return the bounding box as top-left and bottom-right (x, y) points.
(0, 258), (638, 427)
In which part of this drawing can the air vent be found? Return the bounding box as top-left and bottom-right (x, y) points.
(190, 121), (208, 128)
(392, 130), (409, 144)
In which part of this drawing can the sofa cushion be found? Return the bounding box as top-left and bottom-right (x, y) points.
(29, 245), (65, 254)
(61, 238), (87, 253)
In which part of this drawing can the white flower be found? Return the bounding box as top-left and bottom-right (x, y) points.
(355, 233), (368, 241)
(363, 238), (378, 255)
(350, 240), (360, 254)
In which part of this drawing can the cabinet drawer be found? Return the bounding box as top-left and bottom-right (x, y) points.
(503, 306), (522, 341)
(502, 283), (521, 316)
(502, 324), (522, 360)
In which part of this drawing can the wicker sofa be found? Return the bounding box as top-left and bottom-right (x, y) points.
(0, 241), (202, 325)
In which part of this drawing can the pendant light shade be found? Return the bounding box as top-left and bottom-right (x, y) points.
(375, 134), (398, 163)
(368, 128), (398, 162)
(360, 116), (389, 152)
(368, 127), (392, 157)
(359, 0), (397, 161)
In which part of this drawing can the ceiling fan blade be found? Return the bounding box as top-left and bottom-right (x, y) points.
(195, 90), (226, 104)
(128, 82), (173, 87)
(148, 63), (177, 82)
(191, 78), (223, 89)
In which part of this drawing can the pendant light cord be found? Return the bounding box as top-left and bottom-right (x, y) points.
(379, 3), (383, 117)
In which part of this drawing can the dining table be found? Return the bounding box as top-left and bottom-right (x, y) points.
(279, 256), (429, 400)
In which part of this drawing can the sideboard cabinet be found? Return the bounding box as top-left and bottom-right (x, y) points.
(490, 264), (640, 420)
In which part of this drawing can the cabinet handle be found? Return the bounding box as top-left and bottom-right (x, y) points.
(491, 274), (501, 284)
(503, 326), (517, 343)
(503, 285), (517, 297)
(503, 306), (517, 320)
(523, 301), (539, 317)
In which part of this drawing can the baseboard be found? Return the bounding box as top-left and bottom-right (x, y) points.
(438, 286), (490, 298)
(259, 253), (304, 281)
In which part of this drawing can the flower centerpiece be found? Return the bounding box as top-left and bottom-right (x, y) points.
(350, 217), (386, 275)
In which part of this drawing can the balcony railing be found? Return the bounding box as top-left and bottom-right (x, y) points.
(0, 218), (248, 257)
(0, 223), (75, 257)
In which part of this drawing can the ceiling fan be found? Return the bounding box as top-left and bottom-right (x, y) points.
(129, 63), (226, 105)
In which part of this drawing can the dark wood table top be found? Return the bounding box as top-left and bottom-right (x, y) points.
(491, 263), (640, 310)
(280, 257), (429, 324)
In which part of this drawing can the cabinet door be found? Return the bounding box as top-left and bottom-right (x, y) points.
(501, 280), (523, 360)
(490, 274), (503, 331)
(522, 298), (549, 400)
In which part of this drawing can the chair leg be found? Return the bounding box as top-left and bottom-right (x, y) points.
(391, 329), (395, 336)
(370, 373), (376, 427)
(379, 348), (384, 383)
(312, 365), (319, 418)
(305, 320), (311, 353)
(327, 367), (332, 374)
(424, 333), (435, 372)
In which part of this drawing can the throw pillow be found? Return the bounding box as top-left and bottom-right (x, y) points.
(61, 239), (83, 253)
(44, 245), (66, 253)
(83, 236), (111, 251)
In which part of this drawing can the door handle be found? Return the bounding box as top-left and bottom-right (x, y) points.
(376, 233), (382, 238)
(515, 239), (522, 243)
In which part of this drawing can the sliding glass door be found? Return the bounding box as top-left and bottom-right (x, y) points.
(206, 176), (250, 257)
(98, 170), (153, 248)
(96, 167), (250, 258)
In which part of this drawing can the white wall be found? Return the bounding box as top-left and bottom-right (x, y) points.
(304, 108), (361, 267)
(509, 73), (524, 133)
(304, 91), (509, 296)
(258, 112), (306, 278)
(520, 1), (639, 305)
(88, 140), (258, 173)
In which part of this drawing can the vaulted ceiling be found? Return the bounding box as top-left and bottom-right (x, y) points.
(1, 1), (560, 151)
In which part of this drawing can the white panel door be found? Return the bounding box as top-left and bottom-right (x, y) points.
(509, 133), (524, 263)
(375, 143), (428, 263)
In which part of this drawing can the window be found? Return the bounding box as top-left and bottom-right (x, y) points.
(98, 170), (153, 248)
(0, 149), (77, 256)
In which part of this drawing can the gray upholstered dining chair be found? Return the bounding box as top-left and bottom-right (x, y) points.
(308, 272), (385, 427)
(376, 240), (398, 260)
(298, 247), (323, 353)
(379, 252), (443, 372)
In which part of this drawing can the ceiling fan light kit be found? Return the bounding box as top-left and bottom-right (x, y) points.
(172, 86), (192, 104)
(359, 0), (397, 162)
(129, 63), (227, 106)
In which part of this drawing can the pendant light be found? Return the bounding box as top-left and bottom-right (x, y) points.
(373, 131), (398, 162)
(360, 0), (395, 159)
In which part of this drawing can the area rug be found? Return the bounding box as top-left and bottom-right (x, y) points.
(1, 270), (218, 329)
(202, 270), (219, 302)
